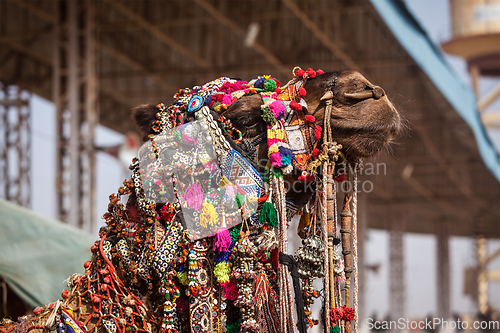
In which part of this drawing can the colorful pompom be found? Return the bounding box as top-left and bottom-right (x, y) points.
(304, 115), (315, 123)
(314, 125), (322, 140)
(269, 100), (285, 120)
(214, 227), (231, 252)
(298, 87), (307, 97)
(264, 79), (277, 92)
(214, 262), (232, 284)
(296, 69), (306, 78)
(269, 152), (283, 168)
(261, 106), (277, 124)
(254, 78), (266, 89)
(290, 100), (302, 111)
(221, 279), (239, 301)
(306, 68), (316, 78)
(316, 69), (325, 75)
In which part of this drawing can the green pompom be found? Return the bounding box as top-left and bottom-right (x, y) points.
(235, 193), (246, 207)
(264, 78), (277, 92)
(259, 201), (278, 227)
(229, 224), (242, 243)
(331, 325), (340, 333)
(261, 106), (277, 124)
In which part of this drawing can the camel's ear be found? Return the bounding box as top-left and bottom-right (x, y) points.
(131, 104), (158, 141)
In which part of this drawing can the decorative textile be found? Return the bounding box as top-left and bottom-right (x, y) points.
(220, 150), (264, 199)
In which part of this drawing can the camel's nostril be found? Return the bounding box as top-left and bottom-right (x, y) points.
(373, 86), (384, 99)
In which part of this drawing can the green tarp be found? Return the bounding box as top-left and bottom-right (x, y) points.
(0, 199), (96, 307)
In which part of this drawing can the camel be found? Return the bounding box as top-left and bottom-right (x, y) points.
(0, 68), (400, 333)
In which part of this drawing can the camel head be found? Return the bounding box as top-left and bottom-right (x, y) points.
(132, 70), (400, 209)
(222, 70), (400, 163)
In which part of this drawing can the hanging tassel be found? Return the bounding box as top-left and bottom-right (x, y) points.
(200, 202), (217, 228)
(213, 228), (231, 252)
(259, 202), (278, 227)
(214, 214), (231, 252)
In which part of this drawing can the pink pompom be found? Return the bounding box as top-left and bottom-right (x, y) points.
(269, 100), (285, 118)
(269, 152), (283, 167)
(296, 69), (305, 78)
(221, 279), (239, 300)
(316, 69), (324, 75)
(213, 227), (231, 252)
(222, 94), (232, 105)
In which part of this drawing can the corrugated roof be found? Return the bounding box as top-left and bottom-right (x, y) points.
(371, 0), (500, 182)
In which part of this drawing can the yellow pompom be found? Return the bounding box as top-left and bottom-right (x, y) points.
(268, 144), (279, 154)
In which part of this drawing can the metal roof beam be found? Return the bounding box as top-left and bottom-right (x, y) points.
(413, 125), (500, 219)
(0, 38), (52, 67)
(97, 42), (174, 91)
(99, 7), (371, 32)
(193, 0), (289, 77)
(281, 0), (361, 72)
(5, 0), (55, 23)
(401, 167), (469, 219)
(103, 0), (211, 68)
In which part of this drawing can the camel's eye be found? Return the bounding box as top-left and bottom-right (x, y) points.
(240, 117), (259, 129)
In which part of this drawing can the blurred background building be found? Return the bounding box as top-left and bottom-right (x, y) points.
(1, 0), (499, 330)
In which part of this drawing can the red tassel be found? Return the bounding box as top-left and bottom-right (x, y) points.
(304, 115), (315, 123)
(213, 227), (231, 252)
(298, 87), (307, 97)
(330, 307), (343, 323)
(274, 88), (281, 93)
(314, 125), (322, 140)
(258, 194), (269, 203)
(342, 306), (355, 321)
(306, 68), (316, 78)
(316, 69), (324, 75)
(290, 100), (302, 111)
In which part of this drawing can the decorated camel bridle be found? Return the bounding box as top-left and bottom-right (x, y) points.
(0, 67), (361, 333)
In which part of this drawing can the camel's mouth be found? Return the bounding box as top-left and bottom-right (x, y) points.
(329, 95), (401, 159)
